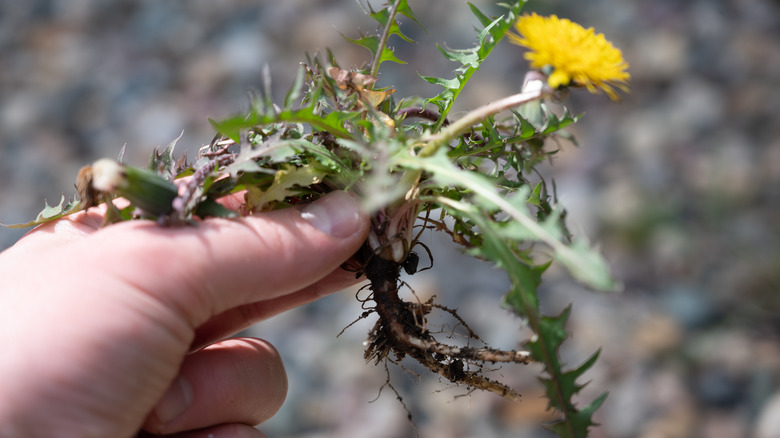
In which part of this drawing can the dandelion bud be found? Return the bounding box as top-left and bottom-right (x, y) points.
(91, 158), (177, 216)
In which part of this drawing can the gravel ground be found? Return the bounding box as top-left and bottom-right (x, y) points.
(2, 1), (780, 437)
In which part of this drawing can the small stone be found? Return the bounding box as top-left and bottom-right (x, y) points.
(756, 392), (780, 438)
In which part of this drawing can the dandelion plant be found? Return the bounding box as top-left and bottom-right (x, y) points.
(3, 1), (629, 436)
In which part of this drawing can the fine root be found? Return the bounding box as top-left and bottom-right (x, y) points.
(358, 249), (530, 401)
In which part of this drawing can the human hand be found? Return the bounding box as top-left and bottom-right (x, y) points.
(0, 191), (369, 437)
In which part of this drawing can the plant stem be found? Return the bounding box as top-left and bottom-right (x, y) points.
(368, 0), (402, 83)
(419, 88), (545, 158)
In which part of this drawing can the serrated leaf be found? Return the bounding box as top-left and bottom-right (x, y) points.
(194, 198), (239, 219)
(540, 105), (579, 136)
(288, 139), (353, 176)
(426, 1), (525, 130)
(476, 17), (501, 49)
(546, 392), (608, 438)
(222, 136), (297, 179)
(467, 2), (494, 28)
(511, 109), (543, 137)
(539, 348), (602, 412)
(223, 159), (274, 178)
(402, 150), (617, 292)
(279, 106), (357, 138)
(283, 66), (306, 108)
(209, 114), (253, 144)
(342, 34), (382, 57)
(210, 104), (356, 145)
(349, 0), (422, 76)
(421, 75), (461, 89)
(439, 189), (606, 437)
(527, 182), (544, 206)
(149, 131), (183, 178)
(435, 195), (548, 314)
(554, 237), (619, 292)
(495, 212), (563, 243)
(1, 195), (82, 229)
(436, 44), (480, 66)
(526, 306), (571, 362)
(389, 0), (424, 29)
(500, 258), (549, 317)
(246, 164), (325, 211)
(567, 349), (602, 388)
(378, 47), (407, 65)
(369, 8), (416, 44)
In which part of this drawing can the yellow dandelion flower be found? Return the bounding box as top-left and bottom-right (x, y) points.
(509, 13), (630, 100)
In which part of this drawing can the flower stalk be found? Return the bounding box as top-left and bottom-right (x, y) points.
(419, 87), (548, 158)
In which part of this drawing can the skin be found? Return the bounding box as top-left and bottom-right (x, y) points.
(0, 191), (369, 438)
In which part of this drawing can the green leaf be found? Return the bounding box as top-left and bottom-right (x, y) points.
(118, 165), (178, 216)
(287, 139), (354, 176)
(529, 305), (570, 352)
(283, 66), (306, 109)
(402, 151), (615, 290)
(104, 202), (135, 224)
(527, 182), (544, 207)
(500, 258), (548, 317)
(209, 115), (252, 144)
(537, 348), (602, 410)
(341, 30), (408, 66)
(553, 237), (619, 292)
(342, 34), (382, 57)
(547, 392), (609, 438)
(566, 349), (602, 390)
(540, 105), (579, 136)
(511, 110), (539, 139)
(194, 198), (239, 219)
(434, 195), (548, 315)
(210, 104), (356, 145)
(246, 164), (325, 211)
(1, 195), (82, 229)
(377, 47), (407, 65)
(369, 7), (417, 44)
(437, 189), (606, 437)
(524, 308), (608, 438)
(420, 75), (461, 90)
(389, 0), (424, 29)
(346, 0), (422, 77)
(494, 211), (564, 244)
(436, 44), (480, 66)
(467, 2), (495, 28)
(149, 131), (183, 178)
(426, 1), (525, 130)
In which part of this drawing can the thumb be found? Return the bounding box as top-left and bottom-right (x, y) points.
(82, 191), (369, 328)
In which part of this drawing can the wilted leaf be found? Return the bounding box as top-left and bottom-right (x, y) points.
(328, 67), (378, 91)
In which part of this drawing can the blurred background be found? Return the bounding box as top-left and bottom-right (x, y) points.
(2, 0), (779, 437)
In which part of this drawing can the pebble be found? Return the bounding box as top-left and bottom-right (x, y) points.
(756, 392), (780, 438)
